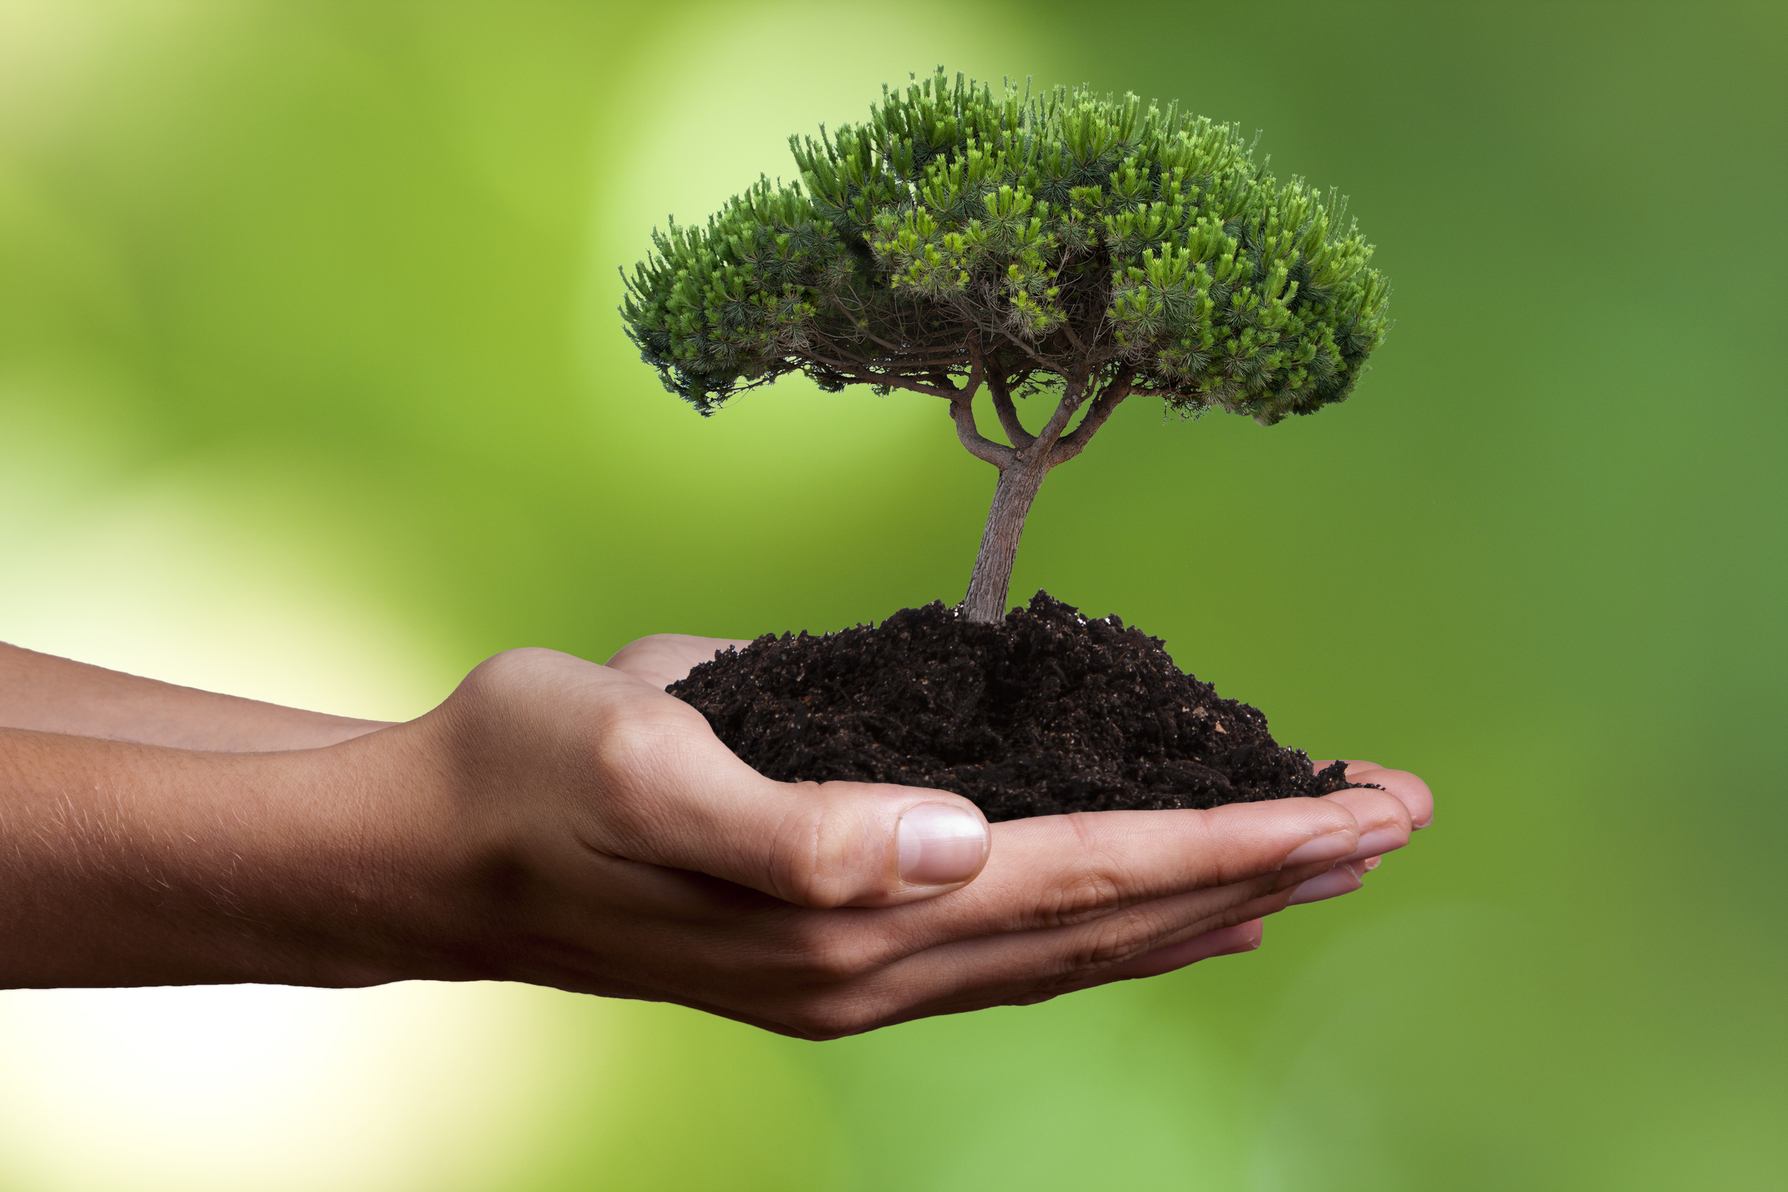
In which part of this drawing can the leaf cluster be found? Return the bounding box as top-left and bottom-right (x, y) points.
(621, 69), (1389, 423)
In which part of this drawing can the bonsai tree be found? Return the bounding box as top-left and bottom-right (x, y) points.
(622, 70), (1390, 623)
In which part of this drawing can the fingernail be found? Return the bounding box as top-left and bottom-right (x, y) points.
(1287, 866), (1364, 905)
(1228, 925), (1265, 955)
(1351, 826), (1406, 859)
(898, 803), (988, 886)
(1364, 855), (1382, 871)
(1283, 831), (1357, 867)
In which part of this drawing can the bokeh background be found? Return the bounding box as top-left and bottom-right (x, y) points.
(2, 1), (1783, 1188)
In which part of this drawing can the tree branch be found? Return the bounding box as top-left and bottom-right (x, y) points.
(969, 315), (1052, 373)
(806, 336), (970, 370)
(834, 286), (968, 360)
(951, 400), (1015, 467)
(1050, 366), (1134, 465)
(805, 320), (972, 371)
(1058, 308), (1088, 354)
(986, 372), (1035, 451)
(940, 352), (985, 404)
(1029, 369), (1090, 459)
(798, 352), (961, 399)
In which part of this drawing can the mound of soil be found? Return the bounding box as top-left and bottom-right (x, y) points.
(668, 591), (1362, 822)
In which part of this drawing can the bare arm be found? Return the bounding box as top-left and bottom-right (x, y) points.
(0, 726), (431, 988)
(0, 643), (393, 752)
(0, 638), (1429, 1032)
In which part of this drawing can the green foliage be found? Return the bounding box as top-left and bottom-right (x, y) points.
(621, 69), (1390, 423)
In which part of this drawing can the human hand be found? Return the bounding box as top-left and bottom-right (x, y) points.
(607, 636), (1435, 902)
(320, 638), (1424, 1038)
(606, 636), (1432, 980)
(0, 631), (1425, 1018)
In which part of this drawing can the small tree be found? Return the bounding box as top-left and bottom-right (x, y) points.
(623, 71), (1390, 623)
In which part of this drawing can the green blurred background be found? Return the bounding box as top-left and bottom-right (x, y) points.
(1, 1), (1782, 1188)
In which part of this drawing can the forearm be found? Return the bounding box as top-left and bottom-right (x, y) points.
(0, 725), (458, 989)
(0, 643), (393, 751)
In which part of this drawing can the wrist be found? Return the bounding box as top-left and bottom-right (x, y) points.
(206, 725), (507, 988)
(263, 715), (554, 988)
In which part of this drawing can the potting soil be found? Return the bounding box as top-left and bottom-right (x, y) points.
(668, 591), (1364, 822)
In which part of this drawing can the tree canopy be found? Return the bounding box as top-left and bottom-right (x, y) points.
(621, 69), (1391, 621)
(621, 69), (1389, 427)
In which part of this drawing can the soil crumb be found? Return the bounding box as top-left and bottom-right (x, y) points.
(668, 591), (1363, 822)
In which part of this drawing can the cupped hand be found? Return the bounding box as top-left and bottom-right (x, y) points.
(343, 635), (1424, 1039)
(605, 634), (1426, 1022)
(607, 633), (1433, 896)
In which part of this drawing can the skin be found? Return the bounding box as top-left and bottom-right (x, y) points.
(0, 639), (1431, 1040)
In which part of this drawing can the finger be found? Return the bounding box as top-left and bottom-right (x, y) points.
(604, 634), (757, 689)
(868, 797), (1361, 958)
(904, 850), (1372, 1016)
(1316, 784), (1412, 863)
(698, 889), (1274, 1038)
(1313, 759), (1434, 829)
(1097, 917), (1264, 982)
(581, 678), (989, 908)
(641, 803), (1371, 1035)
(579, 811), (1343, 1030)
(683, 850), (1326, 1038)
(625, 795), (1363, 1031)
(1352, 762), (1434, 828)
(1285, 860), (1365, 905)
(970, 845), (1370, 1008)
(866, 880), (1306, 1024)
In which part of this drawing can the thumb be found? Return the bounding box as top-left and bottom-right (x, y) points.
(590, 697), (990, 908)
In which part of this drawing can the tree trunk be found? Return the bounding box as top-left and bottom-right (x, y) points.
(961, 458), (1050, 624)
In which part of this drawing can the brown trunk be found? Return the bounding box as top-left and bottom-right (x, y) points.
(961, 459), (1050, 624)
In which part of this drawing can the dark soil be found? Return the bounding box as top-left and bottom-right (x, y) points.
(668, 591), (1364, 822)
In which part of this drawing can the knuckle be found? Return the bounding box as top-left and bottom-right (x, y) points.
(1005, 987), (1067, 1008)
(441, 648), (573, 761)
(779, 995), (884, 1041)
(1033, 863), (1125, 929)
(783, 921), (891, 982)
(767, 793), (874, 910)
(592, 697), (707, 785)
(463, 647), (559, 696)
(592, 700), (659, 761)
(773, 804), (843, 908)
(1044, 813), (1133, 923)
(587, 702), (711, 834)
(590, 705), (664, 793)
(1062, 908), (1170, 974)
